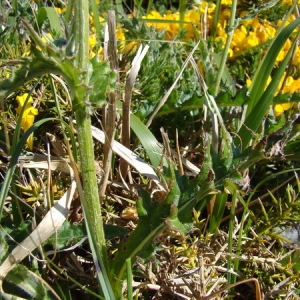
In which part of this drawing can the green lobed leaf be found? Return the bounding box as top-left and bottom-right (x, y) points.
(110, 162), (185, 281)
(111, 147), (219, 281)
(0, 57), (61, 99)
(88, 58), (116, 111)
(165, 203), (187, 234)
(3, 265), (54, 299)
(111, 187), (167, 281)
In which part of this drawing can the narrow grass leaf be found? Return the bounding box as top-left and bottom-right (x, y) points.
(130, 114), (163, 168)
(208, 192), (228, 234)
(246, 17), (300, 114)
(37, 7), (64, 38)
(238, 32), (299, 149)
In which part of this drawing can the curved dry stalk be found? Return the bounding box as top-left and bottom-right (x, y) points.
(100, 10), (119, 198)
(200, 278), (262, 300)
(120, 44), (149, 178)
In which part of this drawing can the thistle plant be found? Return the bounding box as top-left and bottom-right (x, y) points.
(0, 0), (115, 297)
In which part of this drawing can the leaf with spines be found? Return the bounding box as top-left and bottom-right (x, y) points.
(87, 57), (116, 114)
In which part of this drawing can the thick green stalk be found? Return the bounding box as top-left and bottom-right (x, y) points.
(71, 0), (113, 297)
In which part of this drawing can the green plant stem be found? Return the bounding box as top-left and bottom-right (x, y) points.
(126, 258), (133, 300)
(71, 0), (113, 297)
(214, 0), (237, 95)
(179, 0), (187, 29)
(145, 0), (153, 15)
(211, 0), (221, 38)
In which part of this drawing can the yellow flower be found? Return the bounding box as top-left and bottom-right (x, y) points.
(274, 104), (284, 117)
(256, 23), (276, 43)
(276, 49), (286, 63)
(231, 25), (247, 52)
(55, 7), (66, 14)
(34, 32), (53, 52)
(221, 0), (232, 5)
(199, 1), (216, 14)
(246, 32), (260, 48)
(246, 78), (252, 88)
(184, 10), (201, 39)
(281, 75), (294, 94)
(15, 93), (38, 150)
(282, 0), (300, 4)
(89, 33), (97, 50)
(274, 103), (292, 117)
(292, 47), (300, 66)
(289, 78), (300, 94)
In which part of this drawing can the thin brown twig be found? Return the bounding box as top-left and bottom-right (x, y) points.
(100, 10), (119, 198)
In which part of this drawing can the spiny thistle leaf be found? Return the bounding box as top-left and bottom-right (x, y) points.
(88, 57), (116, 112)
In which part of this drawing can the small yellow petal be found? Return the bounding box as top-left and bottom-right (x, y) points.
(281, 103), (292, 111)
(16, 93), (34, 114)
(26, 134), (35, 150)
(15, 93), (38, 150)
(274, 104), (284, 117)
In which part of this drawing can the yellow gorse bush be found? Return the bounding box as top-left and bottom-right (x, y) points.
(138, 1), (300, 117)
(15, 93), (38, 150)
(51, 1), (300, 118)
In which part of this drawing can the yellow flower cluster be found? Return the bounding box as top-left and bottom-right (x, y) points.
(142, 1), (298, 66)
(53, 1), (300, 119)
(140, 1), (300, 117)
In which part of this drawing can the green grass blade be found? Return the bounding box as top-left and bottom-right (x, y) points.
(146, 0), (154, 15)
(90, 0), (103, 42)
(126, 258), (133, 300)
(130, 114), (163, 168)
(179, 0), (187, 30)
(37, 7), (64, 37)
(238, 30), (300, 149)
(208, 192), (228, 234)
(211, 0), (221, 38)
(246, 17), (300, 115)
(214, 0), (238, 95)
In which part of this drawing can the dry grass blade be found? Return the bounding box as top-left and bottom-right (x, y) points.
(200, 278), (262, 300)
(100, 10), (119, 197)
(90, 123), (166, 191)
(17, 154), (71, 174)
(120, 44), (149, 178)
(0, 176), (76, 280)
